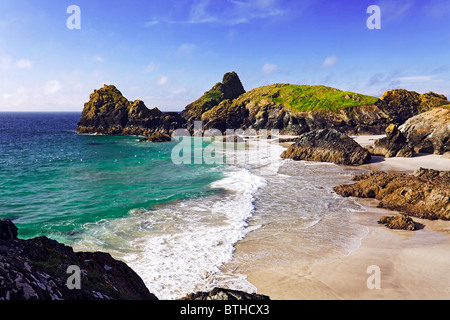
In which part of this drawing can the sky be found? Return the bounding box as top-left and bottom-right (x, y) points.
(0, 0), (449, 112)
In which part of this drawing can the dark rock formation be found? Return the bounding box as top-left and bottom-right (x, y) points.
(77, 85), (185, 137)
(334, 168), (450, 220)
(0, 219), (157, 300)
(181, 287), (270, 301)
(280, 129), (371, 165)
(399, 106), (450, 155)
(182, 72), (246, 131)
(378, 215), (416, 231)
(371, 124), (414, 157)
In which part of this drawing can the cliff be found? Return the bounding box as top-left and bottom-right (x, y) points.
(77, 72), (448, 142)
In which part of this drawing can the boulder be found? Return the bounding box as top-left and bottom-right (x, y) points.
(0, 219), (157, 300)
(399, 106), (450, 155)
(280, 129), (371, 165)
(371, 124), (414, 157)
(334, 168), (450, 220)
(147, 132), (172, 143)
(181, 287), (270, 300)
(378, 215), (416, 231)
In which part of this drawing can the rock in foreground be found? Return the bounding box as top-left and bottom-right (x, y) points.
(371, 124), (413, 157)
(0, 219), (157, 300)
(399, 106), (450, 155)
(378, 215), (416, 231)
(280, 129), (371, 165)
(181, 287), (270, 300)
(334, 168), (450, 220)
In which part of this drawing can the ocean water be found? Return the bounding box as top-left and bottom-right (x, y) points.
(0, 112), (369, 299)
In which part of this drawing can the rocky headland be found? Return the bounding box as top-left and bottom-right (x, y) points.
(76, 72), (449, 149)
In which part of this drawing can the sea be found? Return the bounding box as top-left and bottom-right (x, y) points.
(0, 112), (369, 299)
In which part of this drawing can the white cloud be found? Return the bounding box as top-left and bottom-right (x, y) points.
(322, 56), (338, 68)
(92, 56), (104, 63)
(44, 80), (62, 95)
(144, 62), (158, 73)
(177, 43), (196, 55)
(0, 56), (12, 70)
(393, 75), (434, 82)
(262, 63), (278, 75)
(158, 76), (168, 86)
(15, 58), (33, 69)
(145, 20), (159, 27)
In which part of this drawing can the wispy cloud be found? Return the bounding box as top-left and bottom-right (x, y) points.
(262, 63), (278, 75)
(146, 0), (286, 26)
(144, 62), (159, 73)
(177, 43), (197, 56)
(322, 56), (338, 68)
(158, 75), (168, 86)
(44, 80), (62, 95)
(15, 58), (33, 70)
(393, 75), (434, 82)
(91, 56), (104, 63)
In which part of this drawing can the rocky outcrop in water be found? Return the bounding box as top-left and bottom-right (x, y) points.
(371, 124), (414, 157)
(0, 219), (157, 300)
(334, 168), (450, 220)
(280, 129), (371, 165)
(77, 85), (185, 136)
(399, 106), (450, 155)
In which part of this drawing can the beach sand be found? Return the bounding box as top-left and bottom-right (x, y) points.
(229, 135), (450, 300)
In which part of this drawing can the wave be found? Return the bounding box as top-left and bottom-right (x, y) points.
(72, 141), (281, 299)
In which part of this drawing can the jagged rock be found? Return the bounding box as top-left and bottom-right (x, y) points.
(399, 106), (450, 155)
(182, 72), (246, 131)
(181, 287), (270, 301)
(0, 220), (157, 300)
(371, 124), (414, 157)
(0, 218), (18, 241)
(280, 129), (371, 165)
(77, 85), (185, 137)
(334, 168), (450, 220)
(378, 215), (416, 231)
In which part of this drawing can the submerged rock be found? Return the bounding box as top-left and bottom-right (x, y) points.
(334, 168), (450, 220)
(280, 129), (371, 165)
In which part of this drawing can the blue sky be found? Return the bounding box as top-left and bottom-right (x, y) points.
(0, 0), (449, 112)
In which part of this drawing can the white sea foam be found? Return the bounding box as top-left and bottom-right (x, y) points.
(73, 140), (279, 299)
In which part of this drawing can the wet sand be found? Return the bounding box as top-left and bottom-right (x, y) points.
(227, 135), (450, 300)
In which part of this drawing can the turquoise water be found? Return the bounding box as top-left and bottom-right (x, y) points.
(0, 113), (223, 242)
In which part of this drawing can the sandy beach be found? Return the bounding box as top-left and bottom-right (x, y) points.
(227, 135), (450, 300)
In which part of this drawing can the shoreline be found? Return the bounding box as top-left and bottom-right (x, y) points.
(226, 135), (450, 300)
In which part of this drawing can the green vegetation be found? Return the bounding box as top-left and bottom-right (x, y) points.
(238, 84), (379, 112)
